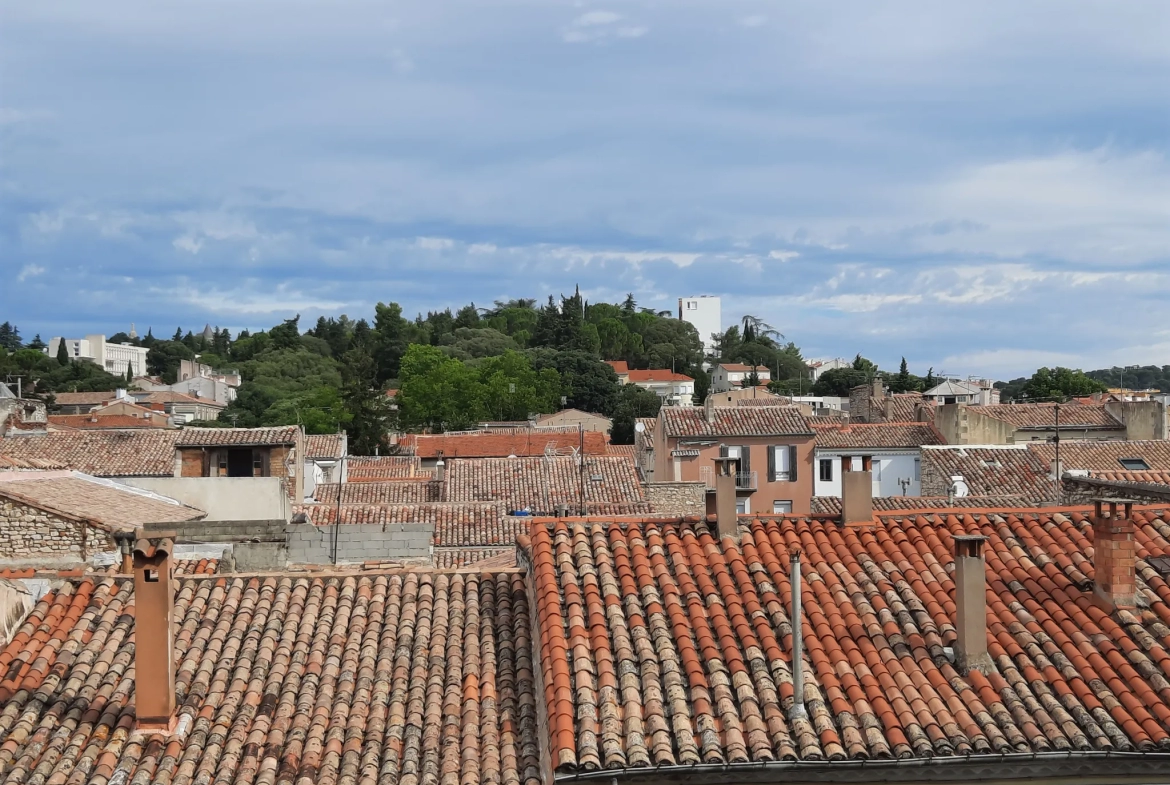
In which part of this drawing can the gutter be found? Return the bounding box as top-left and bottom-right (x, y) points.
(555, 750), (1170, 784)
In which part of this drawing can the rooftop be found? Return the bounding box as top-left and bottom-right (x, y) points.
(445, 455), (648, 514)
(303, 432), (345, 459)
(0, 429), (182, 476)
(173, 425), (300, 447)
(345, 455), (427, 481)
(312, 479), (443, 504)
(660, 405), (814, 438)
(976, 403), (1120, 430)
(625, 369), (694, 384)
(811, 422), (945, 449)
(0, 472), (205, 531)
(401, 430), (609, 459)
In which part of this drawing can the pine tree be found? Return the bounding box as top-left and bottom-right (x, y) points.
(172, 327), (183, 342)
(56, 339), (70, 366)
(925, 367), (935, 389)
(28, 334), (46, 351)
(0, 322), (21, 352)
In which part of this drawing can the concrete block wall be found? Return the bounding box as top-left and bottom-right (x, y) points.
(286, 522), (435, 565)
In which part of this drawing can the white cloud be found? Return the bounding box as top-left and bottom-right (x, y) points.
(563, 10), (646, 43)
(415, 236), (455, 250)
(388, 48), (414, 74)
(769, 250), (799, 262)
(616, 26), (647, 38)
(17, 264), (46, 282)
(161, 282), (349, 315)
(574, 11), (622, 27)
(173, 235), (204, 254)
(738, 15), (767, 28)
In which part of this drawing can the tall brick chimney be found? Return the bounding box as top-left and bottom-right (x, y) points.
(133, 529), (178, 733)
(1092, 499), (1137, 611)
(952, 534), (993, 674)
(713, 455), (739, 541)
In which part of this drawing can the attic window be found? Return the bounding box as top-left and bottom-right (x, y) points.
(1118, 458), (1150, 471)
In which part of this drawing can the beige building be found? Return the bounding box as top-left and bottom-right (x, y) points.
(534, 408), (613, 434)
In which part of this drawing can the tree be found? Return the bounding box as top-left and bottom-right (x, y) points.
(268, 315), (301, 350)
(610, 384), (662, 444)
(924, 367), (935, 390)
(125, 361), (134, 384)
(529, 349), (620, 416)
(172, 327), (184, 342)
(0, 323), (22, 352)
(27, 334), (46, 351)
(373, 302), (421, 383)
(339, 324), (390, 452)
(146, 341), (195, 383)
(56, 339), (69, 366)
(397, 345), (485, 430)
(1020, 367), (1108, 401)
(811, 367), (869, 397)
(852, 354), (878, 378)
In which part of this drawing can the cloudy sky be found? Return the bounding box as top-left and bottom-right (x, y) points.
(2, 1), (1168, 379)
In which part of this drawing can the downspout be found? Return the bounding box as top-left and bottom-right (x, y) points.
(789, 548), (808, 721)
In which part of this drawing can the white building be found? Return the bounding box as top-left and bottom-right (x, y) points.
(711, 363), (772, 392)
(923, 379), (1000, 406)
(134, 358), (239, 404)
(626, 369), (695, 406)
(806, 357), (850, 382)
(791, 395), (849, 414)
(678, 295), (721, 356)
(47, 335), (148, 377)
(814, 451), (922, 498)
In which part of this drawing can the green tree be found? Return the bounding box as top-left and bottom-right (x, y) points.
(146, 341), (195, 383)
(397, 344), (485, 430)
(373, 302), (421, 382)
(1020, 367), (1108, 401)
(476, 350), (561, 421)
(26, 334), (46, 351)
(610, 384), (662, 444)
(811, 367), (869, 397)
(56, 339), (69, 366)
(529, 349), (620, 416)
(340, 325), (392, 453)
(0, 323), (20, 352)
(852, 353), (878, 377)
(268, 315), (301, 350)
(125, 361), (134, 384)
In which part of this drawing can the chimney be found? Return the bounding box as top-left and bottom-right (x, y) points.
(1092, 499), (1137, 611)
(840, 459), (872, 526)
(952, 535), (993, 674)
(871, 379), (884, 400)
(133, 529), (177, 733)
(882, 397), (893, 421)
(713, 455), (739, 540)
(704, 394), (716, 424)
(435, 454), (445, 483)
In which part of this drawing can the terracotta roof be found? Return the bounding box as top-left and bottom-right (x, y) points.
(606, 360), (630, 374)
(1089, 470), (1170, 486)
(660, 405), (814, 438)
(402, 430), (609, 459)
(346, 455), (426, 481)
(173, 558), (219, 575)
(809, 414), (850, 425)
(635, 417), (655, 440)
(607, 444), (637, 457)
(433, 547), (517, 570)
(445, 455), (647, 513)
(735, 395), (789, 406)
(303, 433), (344, 459)
(295, 502), (515, 546)
(811, 494), (1034, 514)
(0, 474), (205, 531)
(0, 455), (66, 470)
(313, 480), (443, 504)
(921, 445), (1051, 500)
(870, 393), (935, 423)
(0, 571), (543, 785)
(47, 414), (171, 430)
(719, 363), (771, 373)
(136, 390), (225, 407)
(812, 422), (944, 449)
(626, 369), (694, 383)
(0, 430), (182, 476)
(174, 425), (300, 446)
(526, 508), (1170, 773)
(978, 403), (1120, 430)
(48, 391), (116, 408)
(1029, 440), (1170, 472)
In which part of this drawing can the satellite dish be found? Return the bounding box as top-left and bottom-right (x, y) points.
(950, 475), (969, 498)
(634, 422), (646, 433)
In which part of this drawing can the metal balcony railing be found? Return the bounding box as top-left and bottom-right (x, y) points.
(698, 467), (757, 490)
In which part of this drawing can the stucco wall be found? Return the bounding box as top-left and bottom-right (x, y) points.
(123, 476), (290, 521)
(1106, 400), (1168, 441)
(0, 499), (112, 561)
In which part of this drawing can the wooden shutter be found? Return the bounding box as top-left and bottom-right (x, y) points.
(739, 445), (750, 476)
(788, 445), (798, 482)
(767, 446), (776, 482)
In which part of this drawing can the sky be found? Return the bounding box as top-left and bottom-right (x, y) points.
(2, 1), (1169, 381)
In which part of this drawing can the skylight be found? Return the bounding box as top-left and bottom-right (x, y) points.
(1118, 458), (1150, 471)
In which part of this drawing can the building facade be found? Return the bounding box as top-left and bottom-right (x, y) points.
(677, 295), (721, 356)
(47, 335), (148, 377)
(711, 363), (772, 392)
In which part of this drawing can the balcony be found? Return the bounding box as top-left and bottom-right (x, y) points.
(699, 467), (758, 491)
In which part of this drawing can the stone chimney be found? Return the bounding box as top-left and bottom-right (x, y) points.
(435, 454), (446, 483)
(704, 394), (717, 424)
(133, 530), (177, 733)
(882, 397), (894, 421)
(713, 456), (739, 541)
(840, 457), (873, 526)
(1092, 499), (1137, 611)
(952, 535), (993, 674)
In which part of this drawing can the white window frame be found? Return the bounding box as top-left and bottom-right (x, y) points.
(773, 446), (792, 482)
(772, 500), (792, 514)
(819, 458), (833, 483)
(736, 497), (749, 514)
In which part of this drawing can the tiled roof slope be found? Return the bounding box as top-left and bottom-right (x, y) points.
(978, 403), (1120, 429)
(607, 444), (637, 457)
(0, 475), (205, 531)
(922, 446), (1051, 500)
(810, 494), (1034, 515)
(0, 572), (542, 785)
(1029, 440), (1170, 471)
(0, 455), (66, 470)
(304, 433), (344, 459)
(868, 393), (935, 423)
(346, 455), (427, 481)
(445, 456), (647, 513)
(1089, 470), (1170, 486)
(660, 405), (814, 438)
(295, 502), (519, 546)
(47, 391), (115, 408)
(402, 430), (609, 458)
(434, 547), (518, 570)
(0, 430), (182, 476)
(812, 422), (944, 449)
(525, 509), (1170, 773)
(312, 480), (442, 504)
(174, 425), (299, 446)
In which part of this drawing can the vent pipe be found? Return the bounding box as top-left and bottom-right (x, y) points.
(789, 549), (808, 720)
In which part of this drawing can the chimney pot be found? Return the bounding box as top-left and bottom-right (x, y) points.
(133, 529), (178, 734)
(1091, 498), (1137, 611)
(953, 534), (993, 674)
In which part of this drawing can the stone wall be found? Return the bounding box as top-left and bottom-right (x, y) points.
(0, 499), (113, 561)
(644, 482), (707, 517)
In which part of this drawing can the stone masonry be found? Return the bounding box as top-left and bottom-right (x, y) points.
(0, 499), (113, 560)
(644, 482), (707, 517)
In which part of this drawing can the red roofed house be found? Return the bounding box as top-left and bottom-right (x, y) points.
(607, 361), (695, 406)
(812, 421), (946, 498)
(654, 399), (816, 514)
(712, 362), (772, 392)
(401, 429), (609, 467)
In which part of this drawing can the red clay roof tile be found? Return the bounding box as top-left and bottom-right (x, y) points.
(812, 422), (945, 449)
(660, 405), (814, 438)
(401, 430), (609, 458)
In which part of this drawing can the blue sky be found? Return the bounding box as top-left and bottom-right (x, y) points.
(2, 1), (1168, 380)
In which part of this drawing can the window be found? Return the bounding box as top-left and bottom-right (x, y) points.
(819, 458), (833, 482)
(773, 501), (792, 514)
(1119, 458), (1150, 471)
(736, 498), (749, 514)
(772, 445), (793, 481)
(686, 301), (697, 310)
(914, 458), (921, 482)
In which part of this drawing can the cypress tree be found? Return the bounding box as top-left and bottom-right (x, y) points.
(56, 339), (69, 366)
(126, 360), (134, 384)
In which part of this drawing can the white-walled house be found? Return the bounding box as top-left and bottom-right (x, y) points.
(47, 335), (148, 377)
(811, 422), (945, 498)
(711, 363), (772, 392)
